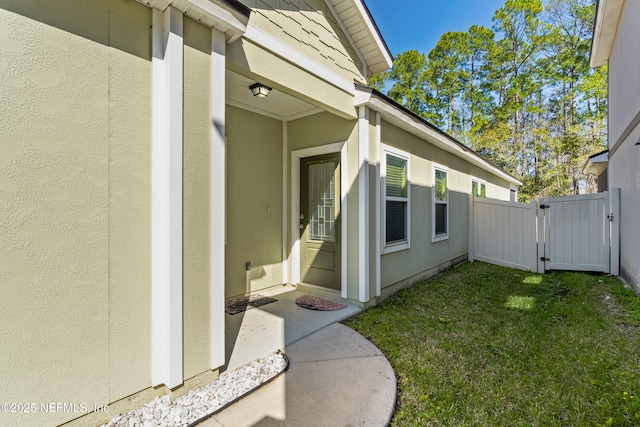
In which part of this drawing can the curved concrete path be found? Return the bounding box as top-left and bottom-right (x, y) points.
(199, 323), (397, 426)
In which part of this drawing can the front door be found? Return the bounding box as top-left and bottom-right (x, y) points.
(300, 153), (341, 290)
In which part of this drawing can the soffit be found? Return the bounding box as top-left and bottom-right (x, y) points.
(137, 0), (250, 42)
(590, 0), (625, 67)
(226, 71), (322, 120)
(583, 151), (609, 175)
(328, 0), (393, 75)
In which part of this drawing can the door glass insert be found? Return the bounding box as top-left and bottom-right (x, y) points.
(308, 161), (336, 243)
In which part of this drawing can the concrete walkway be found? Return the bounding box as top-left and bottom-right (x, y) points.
(223, 284), (362, 371)
(199, 323), (397, 426)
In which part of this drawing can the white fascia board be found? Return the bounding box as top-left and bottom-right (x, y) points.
(590, 0), (607, 66)
(323, 0), (367, 72)
(349, 0), (393, 73)
(590, 0), (625, 67)
(583, 152), (609, 175)
(243, 24), (356, 96)
(357, 93), (522, 187)
(138, 0), (248, 42)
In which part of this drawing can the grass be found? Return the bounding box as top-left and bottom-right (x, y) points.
(344, 262), (640, 426)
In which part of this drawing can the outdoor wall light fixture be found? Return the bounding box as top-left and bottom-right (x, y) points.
(249, 83), (272, 98)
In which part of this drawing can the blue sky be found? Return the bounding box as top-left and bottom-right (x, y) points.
(365, 0), (510, 56)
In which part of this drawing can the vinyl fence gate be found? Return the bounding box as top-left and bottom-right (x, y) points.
(469, 189), (620, 275)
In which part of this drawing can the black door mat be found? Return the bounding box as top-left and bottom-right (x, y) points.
(225, 293), (278, 315)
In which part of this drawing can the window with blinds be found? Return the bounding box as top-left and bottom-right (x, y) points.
(382, 148), (410, 252)
(433, 165), (449, 241)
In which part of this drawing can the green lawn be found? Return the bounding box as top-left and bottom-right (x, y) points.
(344, 262), (640, 426)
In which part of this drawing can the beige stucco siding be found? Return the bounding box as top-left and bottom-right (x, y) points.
(226, 38), (356, 119)
(239, 0), (364, 83)
(467, 168), (512, 200)
(0, 0), (152, 425)
(287, 112), (359, 299)
(226, 106), (284, 298)
(287, 111), (357, 151)
(183, 16), (213, 381)
(378, 121), (511, 289)
(106, 1), (153, 403)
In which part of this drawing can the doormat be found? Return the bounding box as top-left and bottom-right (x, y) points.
(225, 294), (278, 315)
(295, 294), (347, 311)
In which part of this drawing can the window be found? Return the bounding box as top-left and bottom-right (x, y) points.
(433, 164), (448, 242)
(510, 184), (518, 202)
(471, 178), (486, 198)
(382, 146), (409, 252)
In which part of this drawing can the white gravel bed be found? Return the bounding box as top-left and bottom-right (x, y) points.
(101, 351), (288, 427)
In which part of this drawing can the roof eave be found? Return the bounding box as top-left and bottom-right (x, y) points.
(582, 150), (609, 175)
(138, 0), (249, 42)
(355, 85), (522, 187)
(590, 0), (625, 68)
(328, 0), (393, 76)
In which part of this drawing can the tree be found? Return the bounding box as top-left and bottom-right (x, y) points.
(384, 50), (430, 118)
(369, 0), (606, 200)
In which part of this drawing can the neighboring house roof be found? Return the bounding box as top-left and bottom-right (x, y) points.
(582, 149), (609, 176)
(328, 0), (393, 75)
(354, 85), (522, 187)
(138, 0), (250, 42)
(590, 0), (625, 67)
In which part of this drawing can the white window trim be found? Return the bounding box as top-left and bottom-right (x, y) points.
(432, 163), (449, 243)
(381, 144), (410, 254)
(470, 176), (487, 198)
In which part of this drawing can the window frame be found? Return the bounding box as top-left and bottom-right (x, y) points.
(432, 163), (449, 243)
(471, 176), (487, 198)
(381, 144), (410, 254)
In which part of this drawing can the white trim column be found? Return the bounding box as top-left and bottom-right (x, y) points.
(282, 121), (289, 286)
(358, 106), (370, 303)
(210, 28), (226, 370)
(151, 6), (184, 389)
(374, 112), (381, 297)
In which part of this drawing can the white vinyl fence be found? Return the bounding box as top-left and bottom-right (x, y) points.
(469, 189), (620, 274)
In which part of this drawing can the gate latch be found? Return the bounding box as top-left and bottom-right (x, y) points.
(607, 214), (615, 221)
(539, 204), (550, 209)
(540, 257), (550, 261)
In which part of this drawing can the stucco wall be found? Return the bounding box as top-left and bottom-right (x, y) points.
(608, 0), (640, 148)
(608, 0), (640, 290)
(226, 38), (356, 119)
(378, 120), (512, 289)
(183, 16), (213, 381)
(225, 106), (284, 298)
(238, 0), (364, 83)
(287, 112), (359, 299)
(0, 0), (152, 425)
(105, 0), (153, 404)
